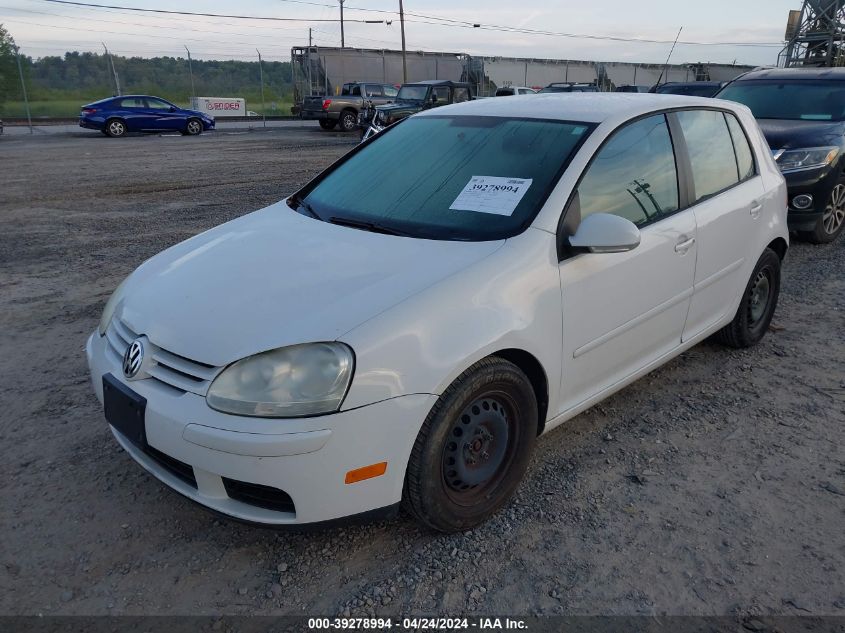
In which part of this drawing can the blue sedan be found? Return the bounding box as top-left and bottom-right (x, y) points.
(79, 95), (215, 137)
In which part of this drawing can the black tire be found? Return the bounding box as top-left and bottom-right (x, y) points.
(338, 109), (358, 132)
(402, 356), (538, 532)
(714, 248), (781, 348)
(104, 118), (127, 138)
(800, 177), (845, 244)
(185, 118), (203, 136)
(318, 119), (337, 130)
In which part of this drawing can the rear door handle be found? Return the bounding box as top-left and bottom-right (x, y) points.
(750, 201), (762, 219)
(675, 236), (696, 254)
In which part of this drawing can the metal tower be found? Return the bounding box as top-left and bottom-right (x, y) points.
(779, 0), (845, 67)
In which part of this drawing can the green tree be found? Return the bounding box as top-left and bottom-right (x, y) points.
(0, 24), (19, 105)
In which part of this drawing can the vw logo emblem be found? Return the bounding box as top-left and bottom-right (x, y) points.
(123, 339), (144, 379)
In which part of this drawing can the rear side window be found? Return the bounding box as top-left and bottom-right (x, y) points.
(677, 110), (740, 201)
(725, 113), (756, 181)
(432, 86), (450, 102)
(577, 114), (679, 226)
(366, 85), (383, 97)
(454, 87), (470, 102)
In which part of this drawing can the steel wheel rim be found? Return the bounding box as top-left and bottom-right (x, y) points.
(441, 393), (517, 506)
(823, 184), (845, 234)
(748, 269), (771, 324)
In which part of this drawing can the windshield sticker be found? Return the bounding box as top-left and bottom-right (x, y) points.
(449, 176), (533, 216)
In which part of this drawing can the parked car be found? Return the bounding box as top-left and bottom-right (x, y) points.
(495, 86), (537, 96)
(359, 80), (473, 140)
(78, 96), (214, 137)
(539, 83), (598, 93)
(87, 94), (787, 532)
(300, 82), (398, 132)
(717, 67), (845, 243)
(615, 85), (650, 93)
(651, 81), (724, 97)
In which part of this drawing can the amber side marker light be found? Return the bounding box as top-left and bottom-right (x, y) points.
(345, 462), (388, 484)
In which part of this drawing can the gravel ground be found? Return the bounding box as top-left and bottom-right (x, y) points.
(1, 127), (844, 618)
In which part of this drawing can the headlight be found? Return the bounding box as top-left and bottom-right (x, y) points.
(98, 277), (128, 336)
(206, 343), (354, 418)
(773, 146), (839, 173)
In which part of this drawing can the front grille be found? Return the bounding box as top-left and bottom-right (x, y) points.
(145, 445), (197, 488)
(222, 478), (296, 514)
(104, 317), (220, 395)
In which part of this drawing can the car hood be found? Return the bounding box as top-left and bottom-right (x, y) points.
(118, 202), (504, 367)
(756, 119), (845, 151)
(376, 101), (422, 114)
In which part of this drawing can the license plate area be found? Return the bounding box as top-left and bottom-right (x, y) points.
(103, 373), (147, 448)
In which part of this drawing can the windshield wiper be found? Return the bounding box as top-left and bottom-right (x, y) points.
(290, 195), (322, 220)
(328, 216), (411, 237)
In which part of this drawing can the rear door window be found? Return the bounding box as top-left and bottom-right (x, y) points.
(118, 97), (146, 109)
(432, 86), (450, 103)
(576, 114), (679, 226)
(677, 109), (740, 201)
(454, 87), (470, 102)
(365, 85), (383, 97)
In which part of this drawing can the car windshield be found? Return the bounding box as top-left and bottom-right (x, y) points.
(397, 85), (429, 101)
(301, 115), (593, 241)
(718, 80), (845, 121)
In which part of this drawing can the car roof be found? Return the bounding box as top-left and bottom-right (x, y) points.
(406, 80), (468, 86)
(733, 67), (845, 81)
(416, 92), (743, 124)
(658, 81), (722, 87)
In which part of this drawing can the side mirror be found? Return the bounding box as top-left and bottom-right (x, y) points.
(568, 213), (640, 254)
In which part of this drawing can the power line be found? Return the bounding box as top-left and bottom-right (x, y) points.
(27, 0), (785, 49)
(36, 0), (386, 23)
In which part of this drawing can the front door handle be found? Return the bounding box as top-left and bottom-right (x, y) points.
(750, 201), (762, 219)
(675, 236), (696, 254)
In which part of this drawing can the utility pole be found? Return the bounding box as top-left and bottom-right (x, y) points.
(399, 0), (407, 82)
(14, 46), (32, 134)
(102, 42), (121, 96)
(339, 0), (345, 48)
(184, 45), (195, 101)
(257, 49), (266, 128)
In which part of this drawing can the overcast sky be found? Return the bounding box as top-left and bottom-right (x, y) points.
(1, 0), (798, 66)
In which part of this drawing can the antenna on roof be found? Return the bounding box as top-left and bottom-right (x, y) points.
(656, 27), (683, 87)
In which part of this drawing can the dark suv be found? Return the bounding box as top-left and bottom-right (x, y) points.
(538, 83), (597, 93)
(717, 68), (845, 243)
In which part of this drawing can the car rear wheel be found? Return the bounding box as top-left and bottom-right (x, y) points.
(338, 109), (357, 132)
(714, 247), (781, 348)
(105, 119), (127, 138)
(802, 178), (845, 244)
(318, 119), (337, 130)
(402, 357), (538, 532)
(185, 118), (203, 136)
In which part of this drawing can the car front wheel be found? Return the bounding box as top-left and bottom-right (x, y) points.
(803, 178), (845, 244)
(185, 118), (203, 136)
(105, 119), (127, 138)
(714, 247), (781, 348)
(403, 357), (538, 532)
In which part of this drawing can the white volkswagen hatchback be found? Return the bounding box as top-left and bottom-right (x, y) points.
(87, 94), (787, 532)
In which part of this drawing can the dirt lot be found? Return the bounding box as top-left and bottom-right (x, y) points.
(1, 126), (844, 619)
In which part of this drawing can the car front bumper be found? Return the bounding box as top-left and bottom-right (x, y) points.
(784, 165), (839, 232)
(86, 332), (435, 525)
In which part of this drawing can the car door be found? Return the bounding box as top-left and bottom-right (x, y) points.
(677, 109), (766, 341)
(556, 113), (697, 415)
(116, 97), (149, 131)
(143, 98), (182, 131)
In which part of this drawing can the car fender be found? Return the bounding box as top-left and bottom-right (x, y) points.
(338, 227), (562, 420)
